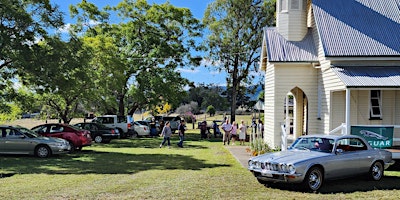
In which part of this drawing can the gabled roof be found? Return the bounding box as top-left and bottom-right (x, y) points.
(263, 27), (318, 62)
(331, 66), (400, 88)
(312, 0), (400, 57)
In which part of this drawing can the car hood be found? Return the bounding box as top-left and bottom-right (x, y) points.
(251, 150), (330, 164)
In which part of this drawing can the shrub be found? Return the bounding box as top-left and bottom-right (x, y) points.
(247, 138), (273, 156)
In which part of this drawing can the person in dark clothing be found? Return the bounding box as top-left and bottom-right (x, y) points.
(200, 121), (207, 139)
(177, 120), (186, 148)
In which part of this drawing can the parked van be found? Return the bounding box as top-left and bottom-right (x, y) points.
(144, 115), (181, 133)
(92, 115), (134, 138)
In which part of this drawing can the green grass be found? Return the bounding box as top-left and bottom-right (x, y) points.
(1, 126), (400, 199)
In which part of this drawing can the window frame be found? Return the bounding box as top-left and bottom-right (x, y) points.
(280, 0), (288, 12)
(369, 90), (382, 119)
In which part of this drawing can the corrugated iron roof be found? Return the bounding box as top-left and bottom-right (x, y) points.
(264, 27), (318, 62)
(331, 66), (400, 87)
(312, 0), (400, 57)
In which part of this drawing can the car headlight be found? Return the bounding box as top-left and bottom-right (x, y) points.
(280, 163), (288, 172)
(288, 164), (296, 174)
(265, 163), (272, 170)
(248, 160), (254, 167)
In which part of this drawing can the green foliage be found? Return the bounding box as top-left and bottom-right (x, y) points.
(185, 84), (228, 111)
(249, 138), (273, 156)
(22, 36), (94, 123)
(206, 105), (216, 116)
(72, 0), (203, 115)
(0, 0), (63, 77)
(203, 0), (276, 121)
(0, 103), (22, 122)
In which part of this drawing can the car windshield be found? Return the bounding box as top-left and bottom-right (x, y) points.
(289, 136), (334, 153)
(15, 126), (39, 138)
(136, 121), (148, 126)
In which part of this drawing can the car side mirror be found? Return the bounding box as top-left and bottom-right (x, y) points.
(19, 135), (26, 139)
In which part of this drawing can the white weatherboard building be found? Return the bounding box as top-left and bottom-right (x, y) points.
(260, 0), (400, 152)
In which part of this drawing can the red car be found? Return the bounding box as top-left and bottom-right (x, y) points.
(31, 123), (92, 152)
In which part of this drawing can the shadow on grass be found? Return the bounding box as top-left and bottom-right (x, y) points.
(101, 138), (209, 150)
(262, 173), (400, 194)
(0, 149), (230, 176)
(0, 133), (231, 176)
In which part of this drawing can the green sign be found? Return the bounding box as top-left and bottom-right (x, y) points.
(351, 126), (393, 148)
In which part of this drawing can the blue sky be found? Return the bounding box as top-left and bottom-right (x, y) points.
(52, 0), (263, 86)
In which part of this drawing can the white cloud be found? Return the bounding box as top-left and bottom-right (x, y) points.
(200, 58), (221, 67)
(176, 68), (200, 73)
(58, 23), (72, 33)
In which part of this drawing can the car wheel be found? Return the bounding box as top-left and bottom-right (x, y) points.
(302, 166), (323, 192)
(131, 131), (138, 139)
(68, 141), (75, 153)
(369, 161), (384, 181)
(103, 139), (111, 144)
(94, 135), (103, 143)
(35, 145), (51, 158)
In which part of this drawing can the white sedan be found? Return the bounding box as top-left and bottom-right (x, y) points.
(131, 121), (150, 137)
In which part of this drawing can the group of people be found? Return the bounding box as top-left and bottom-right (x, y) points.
(158, 117), (254, 148)
(159, 119), (186, 148)
(221, 118), (247, 145)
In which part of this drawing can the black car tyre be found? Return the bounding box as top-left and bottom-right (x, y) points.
(68, 141), (75, 153)
(94, 135), (103, 143)
(369, 161), (384, 181)
(302, 166), (323, 192)
(103, 139), (111, 143)
(131, 131), (138, 138)
(35, 145), (51, 158)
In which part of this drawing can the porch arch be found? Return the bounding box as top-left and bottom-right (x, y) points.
(284, 87), (309, 139)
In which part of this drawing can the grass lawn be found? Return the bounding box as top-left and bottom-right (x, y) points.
(1, 118), (400, 199)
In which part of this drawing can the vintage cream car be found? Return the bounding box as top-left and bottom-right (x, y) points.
(248, 134), (395, 191)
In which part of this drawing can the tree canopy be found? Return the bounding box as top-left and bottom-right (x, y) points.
(203, 0), (275, 122)
(72, 0), (203, 116)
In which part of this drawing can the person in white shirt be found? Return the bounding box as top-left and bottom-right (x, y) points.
(238, 120), (247, 145)
(221, 118), (232, 145)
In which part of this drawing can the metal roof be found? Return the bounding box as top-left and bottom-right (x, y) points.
(331, 66), (400, 87)
(312, 0), (400, 57)
(264, 27), (318, 62)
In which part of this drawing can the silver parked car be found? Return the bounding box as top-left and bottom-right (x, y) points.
(248, 134), (395, 191)
(0, 125), (70, 158)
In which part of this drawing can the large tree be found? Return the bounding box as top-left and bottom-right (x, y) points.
(23, 36), (94, 123)
(203, 0), (275, 122)
(0, 0), (63, 111)
(71, 0), (203, 116)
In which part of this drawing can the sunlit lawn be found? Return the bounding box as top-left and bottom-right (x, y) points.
(1, 118), (400, 199)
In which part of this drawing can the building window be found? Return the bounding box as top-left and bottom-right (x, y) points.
(280, 0), (288, 12)
(290, 0), (300, 10)
(370, 90), (382, 119)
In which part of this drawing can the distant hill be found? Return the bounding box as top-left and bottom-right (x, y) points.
(214, 84), (263, 101)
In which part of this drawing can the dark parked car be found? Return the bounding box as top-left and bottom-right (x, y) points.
(31, 123), (92, 152)
(248, 134), (395, 192)
(73, 122), (120, 143)
(0, 125), (70, 158)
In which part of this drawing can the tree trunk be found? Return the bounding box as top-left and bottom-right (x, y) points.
(118, 94), (125, 116)
(230, 56), (240, 123)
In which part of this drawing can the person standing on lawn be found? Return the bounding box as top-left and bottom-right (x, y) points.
(221, 118), (232, 145)
(230, 121), (237, 145)
(177, 119), (186, 148)
(239, 120), (247, 145)
(159, 121), (172, 148)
